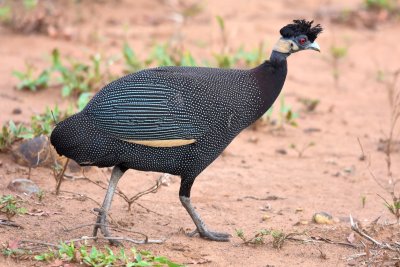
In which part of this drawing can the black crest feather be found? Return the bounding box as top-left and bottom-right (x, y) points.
(280, 19), (323, 42)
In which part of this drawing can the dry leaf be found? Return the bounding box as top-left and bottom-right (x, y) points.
(27, 209), (49, 217)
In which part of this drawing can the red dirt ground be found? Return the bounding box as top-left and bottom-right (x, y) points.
(1, 0), (400, 266)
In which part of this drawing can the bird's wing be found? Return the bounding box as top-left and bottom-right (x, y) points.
(85, 78), (204, 147)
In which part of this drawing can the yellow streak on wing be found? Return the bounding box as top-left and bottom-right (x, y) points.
(123, 139), (196, 147)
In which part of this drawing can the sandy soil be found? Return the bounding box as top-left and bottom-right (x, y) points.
(0, 0), (400, 266)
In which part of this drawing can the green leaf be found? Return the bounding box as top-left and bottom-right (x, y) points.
(34, 255), (45, 261)
(216, 15), (225, 31)
(77, 92), (92, 111)
(0, 6), (11, 21)
(12, 70), (26, 80)
(8, 121), (17, 135)
(61, 85), (72, 97)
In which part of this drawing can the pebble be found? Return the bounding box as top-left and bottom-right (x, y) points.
(7, 178), (40, 194)
(12, 135), (54, 168)
(312, 212), (334, 224)
(262, 214), (271, 221)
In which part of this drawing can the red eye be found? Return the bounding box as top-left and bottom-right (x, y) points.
(299, 38), (306, 45)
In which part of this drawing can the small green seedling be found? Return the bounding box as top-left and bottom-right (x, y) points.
(236, 228), (295, 249)
(35, 190), (45, 202)
(34, 250), (55, 262)
(51, 49), (108, 98)
(123, 42), (143, 73)
(279, 96), (298, 127)
(298, 97), (320, 112)
(22, 0), (39, 9)
(379, 194), (400, 222)
(34, 242), (184, 266)
(329, 45), (348, 87)
(290, 142), (315, 158)
(0, 195), (27, 220)
(236, 229), (271, 245)
(361, 195), (367, 208)
(271, 230), (287, 249)
(13, 66), (50, 91)
(0, 121), (30, 152)
(0, 6), (11, 22)
(364, 0), (396, 11)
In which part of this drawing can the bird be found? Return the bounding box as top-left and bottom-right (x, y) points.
(50, 19), (323, 243)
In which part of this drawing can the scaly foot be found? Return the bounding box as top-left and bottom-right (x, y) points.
(188, 228), (231, 242)
(92, 208), (121, 246)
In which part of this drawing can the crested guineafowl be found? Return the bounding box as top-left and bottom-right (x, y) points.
(51, 19), (323, 243)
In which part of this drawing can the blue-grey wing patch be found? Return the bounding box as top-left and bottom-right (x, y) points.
(86, 81), (201, 147)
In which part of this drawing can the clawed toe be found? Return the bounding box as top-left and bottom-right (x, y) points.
(92, 208), (121, 245)
(187, 228), (230, 242)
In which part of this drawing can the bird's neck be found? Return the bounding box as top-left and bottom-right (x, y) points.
(251, 52), (288, 117)
(270, 50), (290, 64)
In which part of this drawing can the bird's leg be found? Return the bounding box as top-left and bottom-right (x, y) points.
(92, 165), (126, 245)
(179, 195), (231, 242)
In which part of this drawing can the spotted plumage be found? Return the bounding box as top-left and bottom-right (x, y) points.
(51, 19), (323, 243)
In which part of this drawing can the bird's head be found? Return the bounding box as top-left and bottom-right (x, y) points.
(273, 19), (323, 55)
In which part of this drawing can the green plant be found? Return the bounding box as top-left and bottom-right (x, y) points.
(2, 247), (32, 259)
(22, 0), (38, 9)
(0, 104), (72, 152)
(35, 190), (45, 202)
(279, 96), (298, 127)
(236, 229), (271, 245)
(366, 84), (400, 222)
(329, 45), (348, 87)
(29, 105), (71, 137)
(123, 42), (143, 73)
(51, 49), (108, 98)
(0, 121), (30, 152)
(298, 97), (320, 112)
(34, 242), (184, 267)
(361, 195), (367, 208)
(34, 250), (55, 262)
(271, 230), (286, 249)
(13, 65), (50, 91)
(290, 142), (315, 158)
(364, 0), (397, 11)
(0, 195), (27, 220)
(0, 6), (11, 22)
(216, 15), (227, 52)
(59, 242), (77, 262)
(236, 228), (298, 249)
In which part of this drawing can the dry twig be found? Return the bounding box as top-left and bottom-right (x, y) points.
(349, 214), (397, 251)
(0, 219), (22, 228)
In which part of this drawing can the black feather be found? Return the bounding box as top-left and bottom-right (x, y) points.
(280, 19), (323, 42)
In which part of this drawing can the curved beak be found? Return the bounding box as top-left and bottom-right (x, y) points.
(307, 42), (320, 52)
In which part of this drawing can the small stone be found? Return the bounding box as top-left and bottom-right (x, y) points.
(262, 214), (271, 221)
(12, 135), (54, 168)
(343, 166), (355, 174)
(275, 148), (287, 155)
(294, 220), (309, 226)
(160, 173), (171, 186)
(313, 212), (334, 224)
(12, 108), (22, 115)
(7, 178), (40, 194)
(247, 136), (259, 143)
(303, 127), (321, 133)
(295, 207), (304, 213)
